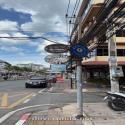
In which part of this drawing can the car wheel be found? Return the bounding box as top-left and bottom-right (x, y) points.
(25, 84), (29, 88)
(44, 83), (47, 88)
(108, 100), (124, 111)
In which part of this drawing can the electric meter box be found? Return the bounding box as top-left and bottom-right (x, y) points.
(112, 66), (124, 78)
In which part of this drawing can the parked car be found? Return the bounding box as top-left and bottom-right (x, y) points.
(3, 75), (8, 80)
(25, 77), (47, 88)
(47, 75), (56, 83)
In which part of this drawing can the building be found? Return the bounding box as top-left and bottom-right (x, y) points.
(0, 60), (10, 72)
(17, 63), (44, 71)
(70, 0), (125, 82)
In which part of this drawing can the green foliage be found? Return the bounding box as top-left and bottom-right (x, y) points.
(5, 65), (32, 72)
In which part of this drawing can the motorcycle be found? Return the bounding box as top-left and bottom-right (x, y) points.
(104, 91), (125, 111)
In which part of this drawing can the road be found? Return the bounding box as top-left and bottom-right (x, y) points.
(0, 80), (105, 124)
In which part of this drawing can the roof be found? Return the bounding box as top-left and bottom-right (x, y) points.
(0, 60), (10, 65)
(82, 61), (125, 66)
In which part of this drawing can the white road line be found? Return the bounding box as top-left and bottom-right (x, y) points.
(32, 94), (37, 97)
(0, 104), (64, 124)
(23, 99), (31, 104)
(38, 88), (46, 94)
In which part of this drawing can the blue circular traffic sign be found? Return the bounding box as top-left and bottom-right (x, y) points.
(70, 43), (89, 58)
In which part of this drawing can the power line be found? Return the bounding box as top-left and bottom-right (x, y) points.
(0, 36), (60, 44)
(66, 0), (71, 16)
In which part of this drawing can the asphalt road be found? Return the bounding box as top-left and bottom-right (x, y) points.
(0, 80), (105, 125)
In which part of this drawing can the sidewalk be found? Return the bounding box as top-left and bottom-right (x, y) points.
(26, 103), (93, 125)
(63, 79), (110, 93)
(26, 102), (125, 125)
(64, 88), (109, 93)
(25, 80), (125, 125)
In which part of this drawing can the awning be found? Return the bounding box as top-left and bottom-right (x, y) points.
(82, 61), (125, 66)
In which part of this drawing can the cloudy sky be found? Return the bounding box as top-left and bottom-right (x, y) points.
(0, 0), (81, 67)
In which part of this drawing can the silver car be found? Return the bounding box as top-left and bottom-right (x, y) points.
(25, 77), (47, 88)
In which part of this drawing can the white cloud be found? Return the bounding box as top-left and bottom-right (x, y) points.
(0, 0), (79, 66)
(0, 46), (22, 52)
(0, 0), (70, 34)
(37, 40), (53, 53)
(0, 20), (18, 30)
(0, 45), (25, 56)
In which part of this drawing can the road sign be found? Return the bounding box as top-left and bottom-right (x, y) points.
(45, 44), (69, 53)
(50, 64), (66, 72)
(45, 54), (68, 64)
(70, 43), (89, 58)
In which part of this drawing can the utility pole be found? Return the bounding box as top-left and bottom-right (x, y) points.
(76, 17), (83, 118)
(107, 24), (119, 93)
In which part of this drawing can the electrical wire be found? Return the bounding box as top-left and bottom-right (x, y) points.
(71, 0), (81, 32)
(0, 36), (60, 44)
(66, 0), (71, 16)
(65, 0), (71, 40)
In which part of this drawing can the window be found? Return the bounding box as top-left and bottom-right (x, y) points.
(103, 49), (108, 56)
(97, 49), (103, 56)
(97, 48), (108, 56)
(117, 49), (125, 56)
(116, 30), (125, 37)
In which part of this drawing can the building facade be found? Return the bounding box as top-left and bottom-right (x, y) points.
(0, 60), (10, 72)
(17, 63), (44, 71)
(71, 0), (125, 83)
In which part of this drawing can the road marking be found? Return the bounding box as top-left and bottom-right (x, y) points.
(32, 94), (37, 97)
(8, 93), (34, 108)
(1, 93), (8, 107)
(0, 104), (61, 124)
(9, 92), (29, 98)
(23, 99), (31, 104)
(15, 113), (31, 125)
(38, 88), (46, 94)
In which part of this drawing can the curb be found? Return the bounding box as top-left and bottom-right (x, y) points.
(0, 79), (26, 82)
(0, 104), (58, 124)
(64, 89), (108, 93)
(15, 113), (31, 125)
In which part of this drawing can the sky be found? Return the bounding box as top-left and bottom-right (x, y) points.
(0, 0), (81, 67)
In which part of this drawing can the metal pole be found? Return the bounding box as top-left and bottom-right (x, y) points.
(76, 60), (83, 117)
(76, 17), (83, 118)
(107, 24), (119, 93)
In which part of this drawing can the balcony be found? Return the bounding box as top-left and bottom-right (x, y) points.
(83, 56), (125, 66)
(81, 0), (105, 30)
(71, 0), (105, 43)
(116, 37), (125, 43)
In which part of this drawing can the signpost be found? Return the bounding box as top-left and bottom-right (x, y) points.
(70, 43), (89, 58)
(44, 54), (68, 64)
(50, 64), (66, 73)
(69, 17), (89, 118)
(45, 44), (69, 53)
(69, 43), (89, 118)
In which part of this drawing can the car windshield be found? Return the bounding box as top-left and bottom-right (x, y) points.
(30, 77), (45, 80)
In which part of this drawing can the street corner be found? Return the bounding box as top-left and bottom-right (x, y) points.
(24, 103), (94, 125)
(0, 91), (34, 109)
(83, 103), (125, 125)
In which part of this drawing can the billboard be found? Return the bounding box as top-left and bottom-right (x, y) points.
(50, 64), (66, 72)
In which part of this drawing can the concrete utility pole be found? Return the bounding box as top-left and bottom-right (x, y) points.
(107, 25), (119, 93)
(76, 17), (83, 118)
